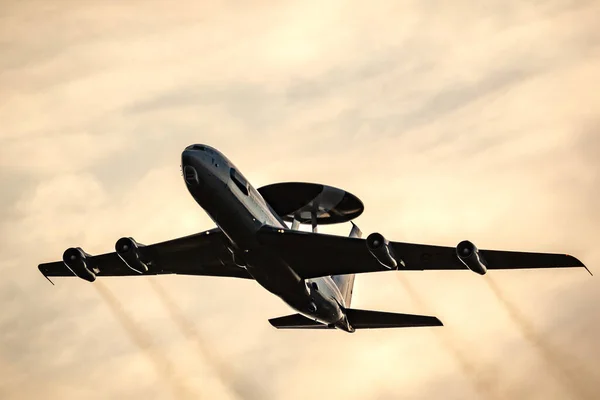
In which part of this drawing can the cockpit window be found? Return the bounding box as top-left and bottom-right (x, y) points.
(230, 168), (249, 195)
(188, 144), (217, 154)
(186, 144), (206, 151)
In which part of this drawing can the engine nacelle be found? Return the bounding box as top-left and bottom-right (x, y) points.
(115, 237), (149, 273)
(366, 232), (399, 270)
(456, 240), (487, 275)
(62, 247), (96, 282)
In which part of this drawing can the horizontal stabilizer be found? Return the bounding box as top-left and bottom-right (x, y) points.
(346, 308), (443, 329)
(268, 309), (443, 330)
(269, 314), (330, 329)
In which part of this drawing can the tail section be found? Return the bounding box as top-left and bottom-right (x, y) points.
(269, 308), (443, 330)
(271, 222), (444, 331)
(331, 222), (361, 307)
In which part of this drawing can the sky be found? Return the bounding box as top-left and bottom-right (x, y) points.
(1, 0), (599, 399)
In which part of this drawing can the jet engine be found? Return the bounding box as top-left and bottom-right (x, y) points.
(115, 237), (149, 273)
(456, 240), (487, 275)
(62, 247), (96, 282)
(366, 233), (399, 270)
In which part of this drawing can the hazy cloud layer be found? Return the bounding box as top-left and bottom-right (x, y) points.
(1, 0), (599, 399)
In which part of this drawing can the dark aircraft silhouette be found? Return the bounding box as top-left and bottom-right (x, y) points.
(38, 144), (590, 332)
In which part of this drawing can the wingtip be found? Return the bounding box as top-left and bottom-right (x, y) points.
(568, 255), (592, 276)
(38, 264), (55, 285)
(565, 255), (591, 275)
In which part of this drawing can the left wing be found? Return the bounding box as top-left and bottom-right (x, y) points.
(256, 226), (588, 278)
(38, 228), (252, 283)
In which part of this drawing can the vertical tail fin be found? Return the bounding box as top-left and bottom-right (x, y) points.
(331, 222), (361, 307)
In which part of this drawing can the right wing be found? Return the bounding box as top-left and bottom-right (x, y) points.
(38, 228), (253, 282)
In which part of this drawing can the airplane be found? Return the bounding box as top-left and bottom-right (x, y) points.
(38, 144), (591, 333)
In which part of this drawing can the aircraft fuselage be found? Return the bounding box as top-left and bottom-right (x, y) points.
(181, 145), (354, 332)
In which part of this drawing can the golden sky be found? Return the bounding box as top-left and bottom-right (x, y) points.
(1, 1), (599, 399)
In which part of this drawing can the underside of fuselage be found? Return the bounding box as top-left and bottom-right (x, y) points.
(181, 144), (353, 331)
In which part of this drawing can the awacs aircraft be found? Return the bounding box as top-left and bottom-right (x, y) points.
(38, 144), (590, 332)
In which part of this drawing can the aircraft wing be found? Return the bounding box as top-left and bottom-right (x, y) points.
(38, 228), (252, 283)
(256, 226), (587, 278)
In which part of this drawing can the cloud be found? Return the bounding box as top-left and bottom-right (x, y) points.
(92, 281), (198, 399)
(1, 0), (600, 399)
(147, 278), (269, 400)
